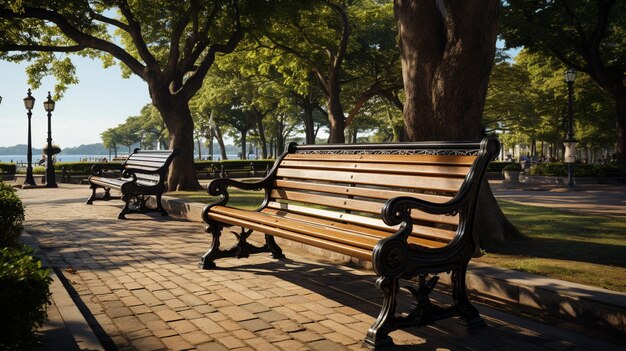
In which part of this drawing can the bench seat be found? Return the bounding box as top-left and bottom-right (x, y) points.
(200, 137), (500, 348)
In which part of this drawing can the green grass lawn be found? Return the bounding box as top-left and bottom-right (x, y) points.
(478, 200), (626, 292)
(169, 189), (626, 292)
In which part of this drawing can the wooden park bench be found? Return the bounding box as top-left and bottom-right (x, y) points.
(199, 137), (500, 348)
(86, 149), (178, 219)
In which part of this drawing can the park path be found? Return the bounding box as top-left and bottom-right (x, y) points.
(490, 181), (626, 218)
(20, 184), (624, 351)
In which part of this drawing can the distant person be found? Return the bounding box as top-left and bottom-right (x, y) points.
(38, 155), (46, 166)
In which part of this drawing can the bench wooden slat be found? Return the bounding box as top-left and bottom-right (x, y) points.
(270, 190), (459, 225)
(276, 168), (463, 192)
(208, 212), (373, 261)
(264, 202), (457, 240)
(279, 159), (470, 177)
(271, 188), (383, 214)
(261, 207), (455, 243)
(212, 206), (449, 250)
(126, 155), (172, 162)
(125, 160), (166, 168)
(285, 153), (476, 166)
(211, 206), (380, 250)
(274, 179), (453, 204)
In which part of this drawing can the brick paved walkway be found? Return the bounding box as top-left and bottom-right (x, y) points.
(20, 185), (624, 351)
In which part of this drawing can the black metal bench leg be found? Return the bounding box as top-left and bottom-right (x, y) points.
(200, 223), (224, 269)
(453, 265), (485, 328)
(155, 193), (168, 216)
(364, 276), (399, 349)
(118, 195), (131, 219)
(103, 188), (112, 200)
(86, 186), (97, 205)
(264, 234), (285, 259)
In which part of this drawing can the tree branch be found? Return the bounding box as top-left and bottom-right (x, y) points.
(117, 0), (158, 67)
(164, 2), (195, 77)
(323, 1), (350, 72)
(0, 43), (85, 52)
(1, 7), (146, 78)
(181, 2), (220, 74)
(181, 0), (243, 100)
(89, 9), (130, 32)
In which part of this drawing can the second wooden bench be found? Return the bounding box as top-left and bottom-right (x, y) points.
(86, 148), (178, 219)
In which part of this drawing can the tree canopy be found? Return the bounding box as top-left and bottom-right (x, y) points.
(501, 0), (626, 163)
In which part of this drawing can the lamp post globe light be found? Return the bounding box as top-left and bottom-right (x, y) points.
(23, 89), (37, 187)
(44, 92), (58, 188)
(563, 68), (577, 189)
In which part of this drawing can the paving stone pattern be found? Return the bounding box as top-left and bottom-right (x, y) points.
(20, 185), (621, 351)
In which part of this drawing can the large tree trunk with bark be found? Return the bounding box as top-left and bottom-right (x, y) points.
(396, 0), (495, 140)
(395, 0), (521, 243)
(154, 98), (202, 191)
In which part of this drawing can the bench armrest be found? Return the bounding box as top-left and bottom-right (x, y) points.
(382, 196), (460, 227)
(207, 177), (267, 196)
(201, 177), (271, 224)
(371, 196), (465, 279)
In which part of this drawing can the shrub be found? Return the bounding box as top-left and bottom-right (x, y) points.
(503, 163), (522, 171)
(0, 182), (25, 247)
(0, 246), (52, 351)
(56, 161), (121, 174)
(0, 162), (17, 174)
(16, 166), (45, 174)
(488, 162), (518, 173)
(529, 163), (626, 177)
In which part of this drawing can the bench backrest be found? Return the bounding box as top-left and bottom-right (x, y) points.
(123, 149), (178, 185)
(264, 138), (499, 248)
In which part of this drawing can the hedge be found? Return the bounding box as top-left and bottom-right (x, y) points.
(488, 162), (519, 173)
(0, 182), (25, 247)
(57, 162), (122, 174)
(0, 246), (51, 351)
(0, 162), (17, 174)
(529, 163), (626, 177)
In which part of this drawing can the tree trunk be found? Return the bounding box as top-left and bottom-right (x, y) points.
(154, 98), (201, 191)
(395, 0), (521, 243)
(303, 105), (315, 144)
(327, 84), (346, 143)
(396, 0), (496, 140)
(197, 137), (202, 160)
(240, 131), (247, 160)
(255, 112), (268, 159)
(208, 129), (214, 160)
(613, 89), (626, 164)
(213, 125), (228, 160)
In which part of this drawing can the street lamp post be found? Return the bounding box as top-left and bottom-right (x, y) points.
(43, 92), (58, 188)
(563, 68), (577, 189)
(23, 89), (37, 187)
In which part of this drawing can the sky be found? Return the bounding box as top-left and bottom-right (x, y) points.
(0, 56), (150, 148)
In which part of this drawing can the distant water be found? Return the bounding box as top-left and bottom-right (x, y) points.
(0, 154), (108, 163)
(0, 154), (246, 163)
